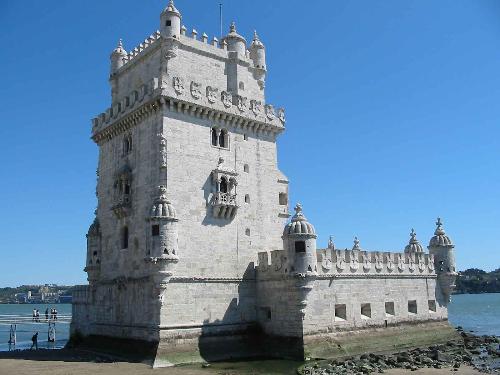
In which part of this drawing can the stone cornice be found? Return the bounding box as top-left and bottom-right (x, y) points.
(92, 92), (285, 144)
(170, 276), (256, 283)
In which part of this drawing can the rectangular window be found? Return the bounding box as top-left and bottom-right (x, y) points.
(279, 192), (288, 205)
(385, 301), (395, 317)
(335, 304), (347, 321)
(166, 20), (172, 26)
(295, 241), (306, 253)
(428, 300), (436, 313)
(408, 300), (417, 315)
(361, 303), (372, 319)
(151, 225), (160, 236)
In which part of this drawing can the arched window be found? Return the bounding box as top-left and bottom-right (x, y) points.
(121, 226), (129, 249)
(220, 177), (228, 193)
(211, 128), (218, 146)
(219, 129), (227, 148)
(123, 135), (132, 155)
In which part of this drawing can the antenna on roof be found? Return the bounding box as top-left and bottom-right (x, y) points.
(219, 3), (223, 39)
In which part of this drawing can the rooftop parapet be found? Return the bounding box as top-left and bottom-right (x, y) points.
(257, 248), (436, 279)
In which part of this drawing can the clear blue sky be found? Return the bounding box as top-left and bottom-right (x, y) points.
(0, 0), (499, 286)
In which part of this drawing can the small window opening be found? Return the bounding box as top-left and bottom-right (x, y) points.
(239, 81), (245, 90)
(166, 20), (172, 26)
(163, 248), (169, 254)
(259, 307), (271, 321)
(307, 265), (312, 272)
(243, 133), (248, 141)
(123, 135), (132, 155)
(219, 129), (227, 148)
(245, 228), (250, 236)
(243, 164), (249, 173)
(279, 192), (288, 205)
(385, 301), (395, 317)
(335, 304), (347, 321)
(244, 194), (250, 203)
(211, 128), (218, 146)
(152, 225), (160, 236)
(295, 241), (306, 253)
(121, 226), (129, 249)
(408, 300), (417, 315)
(93, 251), (97, 256)
(361, 303), (372, 319)
(428, 300), (436, 313)
(124, 183), (130, 195)
(220, 178), (228, 193)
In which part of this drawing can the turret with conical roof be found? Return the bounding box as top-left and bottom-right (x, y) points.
(110, 39), (127, 76)
(283, 203), (318, 275)
(160, 0), (181, 39)
(222, 22), (247, 57)
(428, 218), (456, 303)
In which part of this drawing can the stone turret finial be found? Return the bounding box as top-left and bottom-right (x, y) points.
(429, 217), (453, 247)
(328, 235), (335, 250)
(163, 0), (180, 15)
(292, 203), (306, 222)
(230, 21), (237, 33)
(283, 203), (316, 236)
(352, 236), (361, 251)
(405, 228), (424, 253)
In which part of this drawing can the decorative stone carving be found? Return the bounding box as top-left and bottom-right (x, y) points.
(158, 134), (167, 168)
(250, 99), (262, 115)
(321, 252), (332, 271)
(236, 95), (247, 112)
(335, 251), (345, 271)
(210, 158), (239, 220)
(173, 77), (184, 94)
(362, 252), (371, 272)
(190, 81), (201, 99)
(417, 253), (426, 272)
(372, 252), (383, 272)
(221, 91), (232, 108)
(277, 108), (286, 123)
(408, 254), (416, 272)
(428, 254), (435, 271)
(397, 253), (405, 272)
(349, 251), (359, 271)
(386, 253), (394, 272)
(206, 86), (218, 103)
(265, 104), (275, 120)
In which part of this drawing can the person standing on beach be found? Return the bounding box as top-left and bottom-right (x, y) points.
(35, 309), (40, 322)
(30, 332), (38, 350)
(54, 308), (58, 321)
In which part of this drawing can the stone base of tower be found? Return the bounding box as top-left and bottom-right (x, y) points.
(302, 320), (459, 361)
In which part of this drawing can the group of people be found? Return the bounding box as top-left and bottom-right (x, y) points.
(31, 307), (58, 322)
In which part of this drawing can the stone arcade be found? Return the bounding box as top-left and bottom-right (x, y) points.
(71, 1), (458, 366)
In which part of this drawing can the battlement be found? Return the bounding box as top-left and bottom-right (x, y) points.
(120, 30), (161, 69)
(257, 248), (436, 279)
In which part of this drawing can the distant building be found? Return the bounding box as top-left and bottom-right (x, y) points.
(71, 1), (457, 366)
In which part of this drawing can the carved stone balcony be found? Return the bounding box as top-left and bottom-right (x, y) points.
(211, 192), (238, 219)
(112, 194), (131, 218)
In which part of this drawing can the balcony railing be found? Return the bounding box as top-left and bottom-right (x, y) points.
(211, 192), (238, 219)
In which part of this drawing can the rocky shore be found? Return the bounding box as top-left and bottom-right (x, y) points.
(300, 328), (499, 374)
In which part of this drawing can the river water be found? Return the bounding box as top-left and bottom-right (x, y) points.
(0, 293), (498, 352)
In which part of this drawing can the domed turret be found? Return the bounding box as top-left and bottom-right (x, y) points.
(148, 186), (179, 260)
(222, 22), (247, 57)
(160, 0), (181, 39)
(85, 217), (102, 283)
(283, 203), (317, 275)
(429, 218), (453, 247)
(404, 229), (424, 253)
(110, 39), (127, 75)
(250, 31), (266, 70)
(428, 218), (456, 304)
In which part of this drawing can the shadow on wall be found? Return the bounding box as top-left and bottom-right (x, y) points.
(197, 263), (264, 361)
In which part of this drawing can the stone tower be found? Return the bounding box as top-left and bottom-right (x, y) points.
(72, 0), (289, 365)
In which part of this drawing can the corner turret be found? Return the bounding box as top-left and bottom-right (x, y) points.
(160, 0), (182, 39)
(283, 203), (318, 275)
(250, 31), (266, 70)
(84, 217), (102, 284)
(110, 39), (127, 76)
(428, 218), (457, 303)
(222, 22), (247, 57)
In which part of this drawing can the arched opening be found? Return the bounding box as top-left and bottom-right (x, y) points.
(220, 177), (228, 193)
(211, 128), (218, 146)
(219, 129), (227, 148)
(121, 226), (129, 249)
(123, 135), (132, 154)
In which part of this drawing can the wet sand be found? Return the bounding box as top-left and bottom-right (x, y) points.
(0, 349), (484, 375)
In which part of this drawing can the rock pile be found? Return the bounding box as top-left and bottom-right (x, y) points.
(300, 328), (499, 374)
